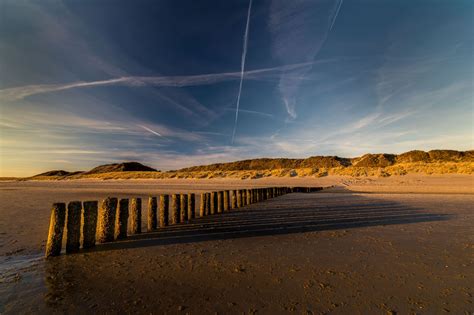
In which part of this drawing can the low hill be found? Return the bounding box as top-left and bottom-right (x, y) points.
(84, 162), (157, 174)
(30, 162), (157, 179)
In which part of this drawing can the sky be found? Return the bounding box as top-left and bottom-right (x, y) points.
(0, 0), (473, 176)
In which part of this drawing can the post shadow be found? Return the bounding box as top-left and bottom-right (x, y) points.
(88, 190), (451, 254)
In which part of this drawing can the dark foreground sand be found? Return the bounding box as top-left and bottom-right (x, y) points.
(0, 175), (473, 314)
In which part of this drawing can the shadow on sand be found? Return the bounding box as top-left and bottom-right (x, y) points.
(90, 190), (451, 253)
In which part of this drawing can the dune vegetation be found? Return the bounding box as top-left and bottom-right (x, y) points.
(17, 150), (474, 181)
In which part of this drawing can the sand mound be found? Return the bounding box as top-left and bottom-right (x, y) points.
(85, 162), (157, 174)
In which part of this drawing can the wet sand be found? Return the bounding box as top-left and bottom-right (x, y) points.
(0, 175), (473, 314)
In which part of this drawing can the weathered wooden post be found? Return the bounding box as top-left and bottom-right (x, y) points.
(65, 201), (81, 253)
(98, 197), (118, 243)
(242, 190), (247, 206)
(180, 194), (188, 222)
(171, 194), (180, 224)
(205, 192), (211, 215)
(210, 192), (217, 214)
(231, 190), (237, 209)
(246, 189), (252, 205)
(130, 197), (142, 234)
(147, 196), (158, 231)
(66, 201), (82, 253)
(199, 193), (206, 217)
(116, 198), (129, 239)
(237, 190), (242, 208)
(217, 191), (223, 213)
(83, 201), (98, 248)
(45, 203), (66, 257)
(188, 193), (195, 219)
(159, 194), (169, 227)
(223, 190), (230, 211)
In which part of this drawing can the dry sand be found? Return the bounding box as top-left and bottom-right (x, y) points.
(0, 174), (473, 314)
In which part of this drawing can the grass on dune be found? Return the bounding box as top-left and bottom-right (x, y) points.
(23, 161), (474, 181)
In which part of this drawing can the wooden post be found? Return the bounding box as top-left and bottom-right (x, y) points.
(231, 190), (237, 209)
(180, 194), (188, 222)
(171, 194), (180, 224)
(98, 197), (118, 243)
(217, 191), (223, 213)
(237, 190), (242, 208)
(223, 190), (230, 211)
(116, 198), (129, 240)
(147, 197), (158, 231)
(45, 203), (66, 257)
(210, 192), (217, 214)
(130, 197), (142, 234)
(242, 190), (247, 206)
(199, 193), (206, 217)
(83, 201), (98, 248)
(205, 192), (211, 215)
(159, 194), (169, 227)
(246, 189), (252, 205)
(188, 193), (195, 219)
(65, 201), (82, 253)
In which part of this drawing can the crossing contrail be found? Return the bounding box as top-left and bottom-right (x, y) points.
(330, 0), (343, 31)
(231, 0), (253, 144)
(0, 61), (321, 103)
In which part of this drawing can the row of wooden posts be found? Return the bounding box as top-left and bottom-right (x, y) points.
(45, 186), (322, 257)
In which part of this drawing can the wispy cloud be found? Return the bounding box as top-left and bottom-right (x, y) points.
(269, 0), (343, 119)
(0, 61), (319, 102)
(231, 0), (253, 144)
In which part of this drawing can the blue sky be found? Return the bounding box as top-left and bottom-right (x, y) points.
(0, 0), (473, 176)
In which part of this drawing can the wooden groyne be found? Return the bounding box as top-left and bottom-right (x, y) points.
(45, 186), (323, 257)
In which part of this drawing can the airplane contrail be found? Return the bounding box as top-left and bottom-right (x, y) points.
(0, 61), (322, 102)
(231, 0), (253, 144)
(138, 125), (163, 137)
(330, 0), (343, 31)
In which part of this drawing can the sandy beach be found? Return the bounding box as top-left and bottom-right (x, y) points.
(0, 174), (473, 313)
